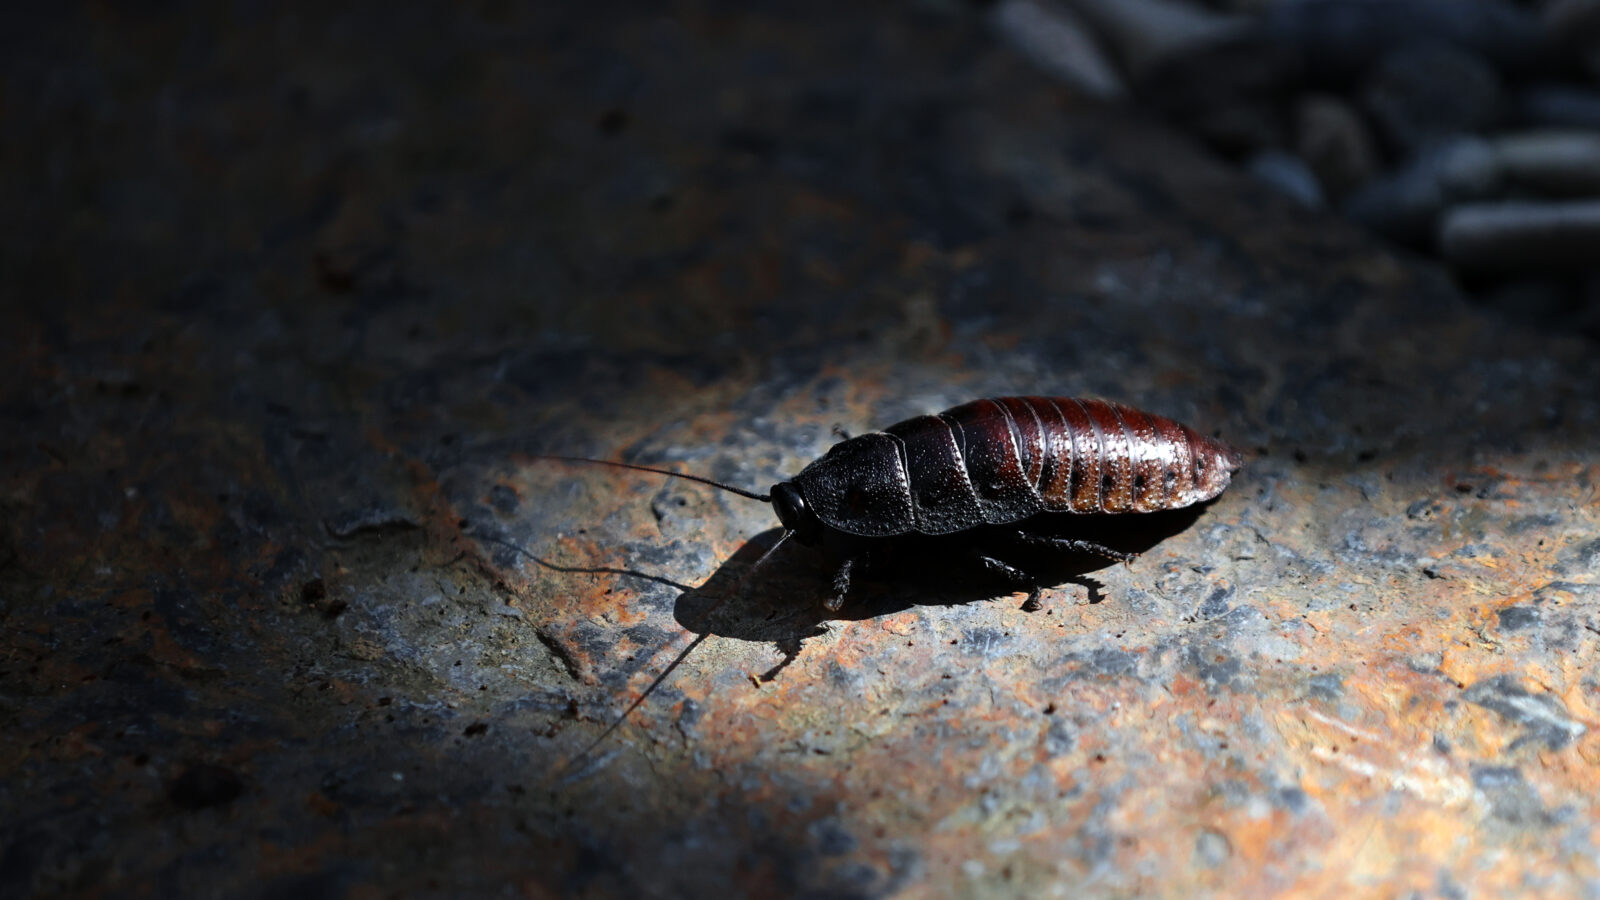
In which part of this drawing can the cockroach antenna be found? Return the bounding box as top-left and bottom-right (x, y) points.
(530, 455), (771, 502)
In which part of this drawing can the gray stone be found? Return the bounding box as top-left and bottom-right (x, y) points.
(993, 0), (1127, 100)
(1490, 130), (1600, 196)
(1062, 0), (1252, 78)
(1361, 41), (1504, 155)
(1439, 199), (1600, 272)
(1294, 93), (1379, 200)
(1247, 150), (1325, 209)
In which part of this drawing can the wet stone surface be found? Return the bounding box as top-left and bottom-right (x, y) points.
(4, 3), (1600, 898)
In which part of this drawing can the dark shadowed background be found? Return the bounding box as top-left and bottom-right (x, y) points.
(4, 2), (1600, 898)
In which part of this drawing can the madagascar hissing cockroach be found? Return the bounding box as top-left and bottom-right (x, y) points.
(543, 395), (1243, 614)
(526, 396), (1242, 769)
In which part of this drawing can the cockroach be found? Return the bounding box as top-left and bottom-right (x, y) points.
(544, 396), (1241, 611)
(526, 396), (1242, 766)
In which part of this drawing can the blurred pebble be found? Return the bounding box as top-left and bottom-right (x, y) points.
(1294, 93), (1378, 200)
(1063, 0), (1251, 78)
(993, 0), (1127, 100)
(1247, 150), (1325, 208)
(1490, 131), (1600, 196)
(1362, 41), (1504, 154)
(1265, 0), (1541, 82)
(1518, 85), (1600, 131)
(1344, 137), (1500, 245)
(1439, 200), (1600, 272)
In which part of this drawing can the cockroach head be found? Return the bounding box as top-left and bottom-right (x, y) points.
(770, 481), (822, 545)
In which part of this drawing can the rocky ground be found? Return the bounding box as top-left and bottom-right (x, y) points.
(4, 2), (1600, 898)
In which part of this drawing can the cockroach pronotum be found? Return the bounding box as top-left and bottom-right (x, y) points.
(520, 396), (1243, 767)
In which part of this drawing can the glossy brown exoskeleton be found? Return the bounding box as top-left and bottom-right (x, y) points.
(767, 397), (1243, 610)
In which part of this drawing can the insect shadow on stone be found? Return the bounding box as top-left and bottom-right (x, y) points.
(515, 396), (1243, 771)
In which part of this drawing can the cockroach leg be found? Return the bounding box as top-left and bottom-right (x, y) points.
(975, 552), (1043, 610)
(1010, 530), (1138, 565)
(823, 555), (859, 613)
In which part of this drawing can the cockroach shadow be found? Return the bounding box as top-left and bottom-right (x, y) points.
(673, 502), (1209, 648)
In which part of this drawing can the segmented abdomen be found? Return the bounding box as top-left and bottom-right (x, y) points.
(885, 396), (1241, 531)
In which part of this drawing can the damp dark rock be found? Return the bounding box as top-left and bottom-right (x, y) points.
(169, 764), (245, 810)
